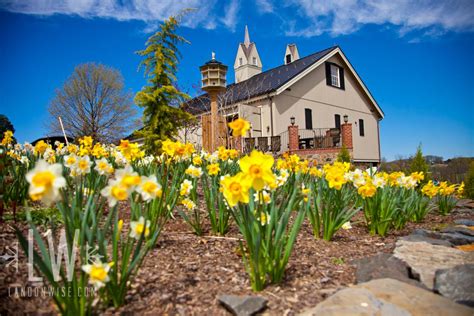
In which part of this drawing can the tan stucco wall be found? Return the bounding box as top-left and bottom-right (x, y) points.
(234, 45), (262, 83)
(272, 54), (381, 162)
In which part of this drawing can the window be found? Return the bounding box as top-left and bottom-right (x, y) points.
(325, 62), (345, 89)
(330, 64), (340, 87)
(253, 57), (257, 65)
(305, 108), (313, 130)
(286, 54), (292, 64)
(239, 58), (243, 66)
(335, 114), (341, 130)
(359, 119), (365, 136)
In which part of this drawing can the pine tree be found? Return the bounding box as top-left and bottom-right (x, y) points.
(409, 144), (430, 182)
(465, 161), (474, 199)
(336, 145), (351, 163)
(135, 15), (193, 153)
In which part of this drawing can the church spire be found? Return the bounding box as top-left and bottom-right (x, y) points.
(234, 25), (262, 83)
(244, 25), (250, 48)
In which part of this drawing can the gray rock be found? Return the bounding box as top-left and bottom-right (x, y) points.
(218, 295), (267, 316)
(434, 264), (474, 307)
(393, 240), (474, 289)
(442, 226), (474, 237)
(454, 219), (474, 226)
(300, 278), (473, 316)
(401, 233), (453, 247)
(354, 253), (425, 288)
(413, 228), (474, 245)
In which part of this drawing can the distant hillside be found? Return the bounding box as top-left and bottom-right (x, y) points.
(380, 156), (473, 183)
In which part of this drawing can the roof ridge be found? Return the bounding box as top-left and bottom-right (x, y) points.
(234, 45), (338, 85)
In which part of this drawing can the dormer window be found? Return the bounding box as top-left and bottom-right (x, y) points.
(325, 62), (345, 90)
(253, 57), (257, 65)
(286, 54), (292, 64)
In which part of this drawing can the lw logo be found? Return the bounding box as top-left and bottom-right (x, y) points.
(0, 241), (18, 272)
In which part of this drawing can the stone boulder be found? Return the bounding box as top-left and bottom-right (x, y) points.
(393, 240), (474, 290)
(300, 278), (473, 316)
(412, 228), (474, 246)
(218, 295), (267, 316)
(353, 253), (425, 288)
(434, 264), (474, 307)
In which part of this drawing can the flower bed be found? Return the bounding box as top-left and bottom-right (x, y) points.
(0, 127), (466, 315)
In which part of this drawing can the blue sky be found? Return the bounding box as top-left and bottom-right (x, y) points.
(0, 0), (473, 161)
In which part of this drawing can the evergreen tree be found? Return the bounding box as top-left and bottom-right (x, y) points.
(0, 114), (15, 135)
(465, 161), (474, 199)
(135, 15), (193, 153)
(336, 145), (351, 163)
(409, 144), (430, 181)
(0, 114), (16, 143)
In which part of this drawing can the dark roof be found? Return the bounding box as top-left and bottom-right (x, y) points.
(184, 46), (338, 115)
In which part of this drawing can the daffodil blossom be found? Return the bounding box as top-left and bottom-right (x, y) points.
(82, 261), (114, 289)
(129, 216), (151, 239)
(26, 160), (66, 205)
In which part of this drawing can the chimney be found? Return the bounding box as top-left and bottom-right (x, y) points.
(284, 44), (300, 65)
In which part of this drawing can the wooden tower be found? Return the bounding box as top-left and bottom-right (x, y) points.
(200, 52), (228, 152)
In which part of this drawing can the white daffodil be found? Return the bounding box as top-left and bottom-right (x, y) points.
(115, 165), (140, 189)
(100, 179), (130, 207)
(181, 198), (196, 211)
(82, 261), (114, 289)
(136, 175), (162, 202)
(342, 221), (352, 230)
(129, 216), (151, 239)
(185, 165), (203, 178)
(180, 179), (193, 196)
(64, 154), (78, 168)
(74, 155), (92, 175)
(26, 160), (66, 205)
(254, 190), (271, 204)
(257, 211), (271, 226)
(94, 158), (113, 175)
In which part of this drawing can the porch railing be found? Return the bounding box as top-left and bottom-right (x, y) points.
(242, 128), (341, 155)
(297, 128), (341, 150)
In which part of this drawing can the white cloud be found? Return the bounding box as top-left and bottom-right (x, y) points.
(220, 0), (240, 32)
(256, 0), (273, 13)
(0, 0), (223, 31)
(283, 0), (474, 37)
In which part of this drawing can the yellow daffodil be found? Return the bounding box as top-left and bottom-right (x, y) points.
(192, 156), (202, 166)
(239, 150), (276, 191)
(207, 163), (220, 176)
(220, 172), (251, 207)
(358, 182), (377, 198)
(228, 118), (250, 137)
(1, 130), (13, 146)
(421, 181), (438, 198)
(34, 140), (49, 156)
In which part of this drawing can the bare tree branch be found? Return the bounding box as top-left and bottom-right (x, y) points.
(48, 63), (138, 143)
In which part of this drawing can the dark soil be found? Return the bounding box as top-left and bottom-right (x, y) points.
(0, 205), (471, 315)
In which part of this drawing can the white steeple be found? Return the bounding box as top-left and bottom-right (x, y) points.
(234, 26), (262, 83)
(244, 25), (250, 48)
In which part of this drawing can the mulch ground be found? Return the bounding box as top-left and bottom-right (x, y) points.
(0, 204), (472, 315)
